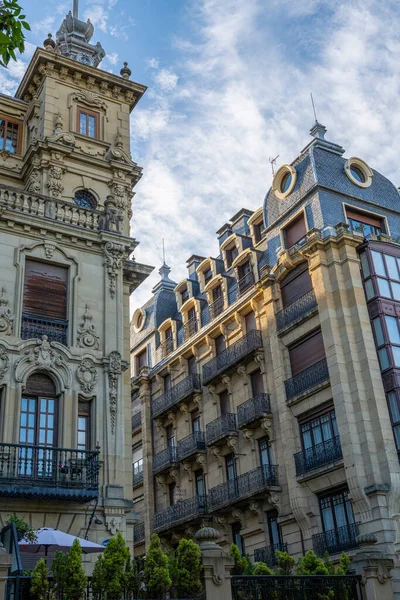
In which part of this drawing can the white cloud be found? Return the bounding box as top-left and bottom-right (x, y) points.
(106, 51), (119, 65)
(153, 68), (179, 91)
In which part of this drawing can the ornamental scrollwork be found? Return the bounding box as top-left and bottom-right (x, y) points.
(0, 288), (14, 336)
(0, 345), (10, 379)
(103, 242), (128, 299)
(47, 111), (76, 146)
(108, 351), (122, 434)
(47, 165), (64, 198)
(77, 304), (100, 350)
(76, 358), (98, 394)
(71, 90), (107, 111)
(15, 335), (72, 389)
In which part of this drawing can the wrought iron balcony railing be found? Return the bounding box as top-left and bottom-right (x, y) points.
(312, 523), (359, 556)
(153, 447), (178, 474)
(276, 290), (318, 332)
(161, 338), (174, 358)
(152, 374), (202, 419)
(285, 358), (329, 401)
(294, 436), (343, 476)
(0, 443), (99, 501)
(231, 575), (362, 600)
(184, 317), (198, 340)
(237, 393), (271, 429)
(254, 543), (288, 566)
(131, 411), (141, 431)
(132, 466), (144, 488)
(203, 329), (263, 384)
(177, 431), (206, 462)
(209, 296), (224, 320)
(208, 465), (278, 511)
(206, 413), (237, 446)
(238, 271), (255, 295)
(21, 313), (68, 345)
(133, 521), (145, 544)
(154, 495), (207, 532)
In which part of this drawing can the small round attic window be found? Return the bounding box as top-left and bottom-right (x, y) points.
(272, 165), (297, 200)
(132, 308), (146, 333)
(345, 158), (373, 188)
(281, 172), (292, 193)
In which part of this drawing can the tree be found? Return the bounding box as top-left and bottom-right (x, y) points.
(0, 0), (30, 67)
(275, 550), (296, 575)
(30, 558), (49, 600)
(295, 550), (329, 576)
(174, 538), (202, 598)
(125, 555), (144, 598)
(102, 533), (130, 600)
(51, 550), (68, 600)
(254, 562), (273, 575)
(64, 539), (87, 600)
(144, 533), (171, 599)
(91, 554), (105, 600)
(5, 513), (37, 542)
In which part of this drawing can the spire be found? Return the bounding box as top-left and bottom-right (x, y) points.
(151, 263), (176, 294)
(55, 0), (105, 67)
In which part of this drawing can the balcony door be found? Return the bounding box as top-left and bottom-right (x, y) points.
(250, 369), (264, 396)
(267, 511), (283, 548)
(319, 489), (355, 542)
(259, 438), (272, 481)
(226, 453), (238, 499)
(195, 470), (206, 509)
(300, 408), (338, 456)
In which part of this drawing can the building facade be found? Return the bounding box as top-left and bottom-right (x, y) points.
(0, 3), (152, 554)
(130, 122), (400, 592)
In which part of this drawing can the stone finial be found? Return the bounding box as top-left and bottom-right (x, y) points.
(310, 121), (327, 140)
(356, 532), (378, 547)
(195, 527), (221, 550)
(44, 33), (56, 51)
(120, 62), (131, 80)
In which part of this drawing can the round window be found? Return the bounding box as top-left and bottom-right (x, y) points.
(280, 172), (292, 193)
(272, 165), (296, 199)
(136, 313), (143, 329)
(345, 158), (373, 188)
(349, 165), (366, 183)
(74, 189), (97, 209)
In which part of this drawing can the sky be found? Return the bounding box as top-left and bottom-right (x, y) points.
(3, 0), (400, 311)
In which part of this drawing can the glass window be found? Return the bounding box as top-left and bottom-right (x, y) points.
(78, 109), (98, 138)
(392, 282), (400, 300)
(385, 255), (399, 280)
(372, 318), (385, 346)
(360, 252), (370, 277)
(0, 117), (20, 154)
(267, 511), (283, 547)
(319, 490), (355, 533)
(281, 172), (292, 193)
(300, 409), (338, 451)
(386, 316), (400, 344)
(364, 279), (375, 300)
(388, 392), (400, 425)
(378, 348), (390, 370)
(392, 347), (400, 367)
(74, 189), (97, 209)
(377, 278), (391, 298)
(204, 268), (212, 283)
(371, 251), (386, 276)
(232, 523), (245, 556)
(349, 166), (365, 183)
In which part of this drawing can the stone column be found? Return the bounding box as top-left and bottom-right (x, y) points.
(138, 367), (154, 550)
(0, 544), (12, 600)
(352, 535), (394, 600)
(195, 527), (234, 600)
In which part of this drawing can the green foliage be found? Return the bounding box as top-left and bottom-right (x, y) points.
(336, 552), (351, 575)
(91, 555), (105, 600)
(125, 555), (144, 598)
(254, 562), (273, 575)
(64, 539), (87, 600)
(0, 0), (30, 67)
(30, 558), (49, 600)
(174, 538), (202, 598)
(5, 513), (37, 542)
(144, 533), (171, 599)
(51, 551), (68, 600)
(229, 543), (253, 575)
(274, 550), (295, 575)
(296, 550), (329, 575)
(322, 551), (335, 575)
(96, 533), (130, 600)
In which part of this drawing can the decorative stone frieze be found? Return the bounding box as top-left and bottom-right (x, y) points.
(105, 515), (121, 535)
(0, 288), (14, 336)
(76, 357), (98, 394)
(47, 165), (64, 198)
(77, 304), (100, 350)
(15, 336), (72, 390)
(108, 350), (122, 434)
(0, 345), (10, 380)
(103, 242), (128, 299)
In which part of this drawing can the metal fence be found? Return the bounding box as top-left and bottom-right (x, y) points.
(284, 359), (329, 401)
(312, 523), (359, 557)
(152, 374), (202, 418)
(203, 330), (263, 384)
(254, 543), (288, 567)
(231, 575), (362, 600)
(21, 313), (68, 345)
(276, 290), (317, 332)
(294, 436), (342, 476)
(237, 394), (271, 429)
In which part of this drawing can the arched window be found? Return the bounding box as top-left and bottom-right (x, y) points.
(74, 189), (97, 209)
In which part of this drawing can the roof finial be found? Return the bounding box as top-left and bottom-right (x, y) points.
(310, 92), (318, 123)
(162, 238), (166, 264)
(73, 0), (79, 18)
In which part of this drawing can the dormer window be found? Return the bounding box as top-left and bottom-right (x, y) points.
(253, 221), (263, 244)
(78, 108), (99, 139)
(0, 116), (21, 154)
(226, 246), (239, 268)
(346, 208), (383, 237)
(204, 268), (212, 284)
(181, 287), (189, 303)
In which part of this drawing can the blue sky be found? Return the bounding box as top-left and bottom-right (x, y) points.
(4, 0), (400, 309)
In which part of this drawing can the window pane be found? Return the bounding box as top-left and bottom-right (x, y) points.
(377, 278), (391, 298)
(360, 252), (370, 278)
(393, 346), (400, 367)
(385, 255), (399, 280)
(78, 431), (86, 445)
(0, 120), (5, 150)
(372, 251), (386, 276)
(6, 122), (18, 153)
(393, 424), (400, 450)
(388, 392), (400, 424)
(364, 279), (375, 300)
(385, 316), (400, 344)
(378, 348), (390, 370)
(392, 282), (400, 300)
(79, 112), (86, 134)
(333, 502), (347, 528)
(372, 318), (384, 346)
(78, 417), (86, 429)
(88, 115), (96, 138)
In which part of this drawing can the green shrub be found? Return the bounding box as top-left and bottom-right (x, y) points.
(275, 550), (295, 575)
(144, 533), (171, 599)
(64, 539), (87, 600)
(51, 550), (67, 600)
(254, 562), (273, 575)
(30, 558), (49, 600)
(91, 554), (105, 600)
(296, 550), (329, 575)
(175, 538), (202, 598)
(5, 514), (37, 542)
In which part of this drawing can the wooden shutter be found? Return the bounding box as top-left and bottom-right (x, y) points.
(215, 334), (226, 355)
(24, 261), (67, 319)
(284, 214), (307, 248)
(219, 390), (230, 415)
(281, 263), (312, 307)
(346, 209), (382, 228)
(289, 330), (325, 376)
(250, 369), (264, 395)
(245, 311), (256, 333)
(25, 373), (56, 397)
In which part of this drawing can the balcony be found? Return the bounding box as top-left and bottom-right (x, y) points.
(132, 466), (144, 488)
(0, 443), (99, 502)
(254, 543), (288, 567)
(21, 313), (68, 345)
(208, 465), (279, 511)
(154, 495), (207, 532)
(285, 358), (329, 402)
(133, 521), (145, 544)
(153, 447), (178, 474)
(152, 374), (202, 419)
(177, 431), (206, 462)
(238, 271), (255, 295)
(206, 413), (238, 446)
(209, 297), (224, 320)
(184, 317), (198, 340)
(313, 523), (359, 556)
(203, 330), (263, 385)
(132, 411), (141, 432)
(161, 338), (174, 359)
(237, 393), (271, 429)
(294, 436), (343, 477)
(276, 290), (318, 332)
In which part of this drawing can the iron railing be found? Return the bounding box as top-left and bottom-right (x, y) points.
(238, 271), (255, 295)
(285, 358), (329, 401)
(161, 337), (174, 358)
(0, 443), (99, 501)
(21, 313), (68, 345)
(313, 523), (360, 556)
(294, 436), (343, 476)
(276, 290), (318, 332)
(153, 447), (178, 474)
(133, 521), (145, 544)
(209, 296), (224, 320)
(254, 543), (288, 566)
(132, 466), (144, 488)
(206, 413), (237, 446)
(154, 495), (207, 531)
(208, 465), (278, 511)
(237, 393), (271, 429)
(131, 411), (141, 431)
(184, 316), (198, 340)
(152, 374), (202, 419)
(232, 575), (362, 600)
(177, 431), (206, 462)
(203, 329), (263, 384)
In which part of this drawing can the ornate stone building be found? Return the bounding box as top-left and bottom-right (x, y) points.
(131, 122), (400, 592)
(0, 2), (152, 552)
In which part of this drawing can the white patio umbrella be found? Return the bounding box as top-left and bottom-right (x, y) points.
(18, 527), (105, 557)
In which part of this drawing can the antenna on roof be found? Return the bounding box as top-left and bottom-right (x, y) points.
(73, 0), (79, 18)
(310, 92), (318, 122)
(269, 155), (279, 177)
(162, 238), (166, 264)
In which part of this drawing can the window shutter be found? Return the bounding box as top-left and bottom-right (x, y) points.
(281, 263), (312, 307)
(346, 209), (382, 228)
(24, 261), (67, 320)
(250, 369), (264, 395)
(289, 330), (325, 376)
(284, 214), (307, 248)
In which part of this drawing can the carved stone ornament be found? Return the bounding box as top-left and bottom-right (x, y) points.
(249, 502), (264, 524)
(105, 516), (121, 535)
(110, 182), (128, 213)
(71, 90), (107, 111)
(26, 168), (41, 193)
(108, 350), (122, 434)
(77, 304), (100, 350)
(15, 336), (72, 389)
(47, 165), (64, 198)
(105, 131), (136, 166)
(103, 242), (128, 299)
(0, 345), (10, 379)
(0, 288), (14, 336)
(76, 357), (98, 394)
(47, 111), (76, 146)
